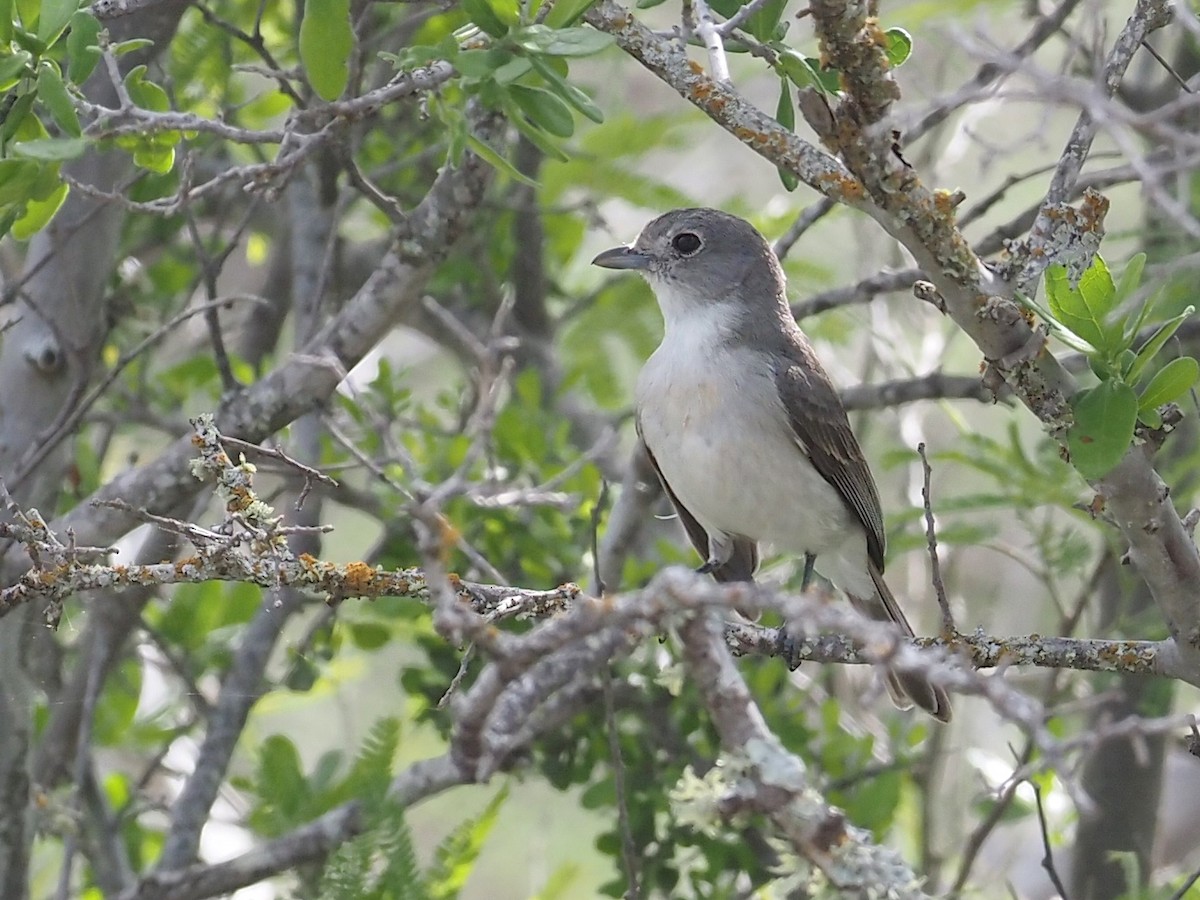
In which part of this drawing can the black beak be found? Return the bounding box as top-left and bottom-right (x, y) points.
(591, 246), (651, 270)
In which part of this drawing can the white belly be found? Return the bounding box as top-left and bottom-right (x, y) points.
(636, 341), (862, 562)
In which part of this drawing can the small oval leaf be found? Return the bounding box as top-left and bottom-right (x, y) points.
(1068, 380), (1137, 480)
(883, 27), (912, 68)
(36, 63), (80, 137)
(511, 24), (613, 57)
(12, 180), (67, 239)
(461, 0), (509, 37)
(299, 0), (352, 101)
(66, 11), (101, 83)
(508, 83), (575, 138)
(1139, 356), (1200, 412)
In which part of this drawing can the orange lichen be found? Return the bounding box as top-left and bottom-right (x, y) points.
(687, 60), (704, 76)
(343, 561), (375, 594)
(815, 171), (865, 201)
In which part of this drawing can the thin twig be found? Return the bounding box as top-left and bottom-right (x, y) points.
(1033, 783), (1070, 900)
(691, 0), (731, 83)
(1169, 863), (1200, 900)
(917, 443), (956, 636)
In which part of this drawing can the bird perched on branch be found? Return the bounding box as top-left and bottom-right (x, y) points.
(592, 207), (950, 722)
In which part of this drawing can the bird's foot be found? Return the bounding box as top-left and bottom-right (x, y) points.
(800, 553), (816, 591)
(696, 558), (720, 576)
(776, 626), (808, 671)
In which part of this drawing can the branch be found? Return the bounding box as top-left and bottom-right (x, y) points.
(0, 113), (502, 579)
(584, 1), (864, 206)
(119, 756), (463, 900)
(587, 0), (1200, 692)
(678, 614), (929, 896)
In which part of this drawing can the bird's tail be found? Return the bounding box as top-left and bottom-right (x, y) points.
(847, 564), (952, 723)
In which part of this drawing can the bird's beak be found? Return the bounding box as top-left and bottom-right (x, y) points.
(591, 246), (650, 270)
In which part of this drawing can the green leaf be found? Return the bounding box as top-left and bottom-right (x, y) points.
(1115, 251), (1146, 302)
(453, 47), (514, 79)
(1127, 306), (1194, 384)
(110, 37), (154, 56)
(527, 55), (603, 122)
(11, 178), (65, 238)
(505, 104), (569, 160)
(465, 133), (539, 186)
(1139, 356), (1199, 412)
(11, 135), (84, 159)
(742, 0), (787, 42)
(347, 621), (391, 650)
(427, 785), (509, 899)
(256, 735), (309, 826)
(544, 0), (599, 28)
(37, 0), (77, 47)
(775, 77), (798, 191)
(1068, 380), (1137, 480)
(123, 65), (169, 111)
(491, 54), (532, 84)
(0, 50), (33, 91)
(0, 159), (39, 205)
(299, 0), (352, 101)
(512, 24), (613, 57)
(508, 83), (574, 137)
(66, 11), (101, 83)
(0, 0), (13, 44)
(461, 0), (509, 37)
(1044, 259), (1116, 352)
(36, 62), (80, 136)
(777, 47), (840, 94)
(132, 141), (174, 173)
(883, 26), (913, 67)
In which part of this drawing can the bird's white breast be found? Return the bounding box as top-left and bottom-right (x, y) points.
(635, 303), (866, 576)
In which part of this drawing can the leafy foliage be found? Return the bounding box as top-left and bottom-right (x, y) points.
(1025, 253), (1199, 478)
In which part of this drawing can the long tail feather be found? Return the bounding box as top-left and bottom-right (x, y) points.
(847, 564), (951, 723)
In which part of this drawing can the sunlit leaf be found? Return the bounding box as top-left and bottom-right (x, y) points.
(299, 0), (352, 100)
(1127, 306), (1194, 385)
(883, 26), (913, 67)
(1138, 356), (1199, 413)
(1044, 259), (1117, 353)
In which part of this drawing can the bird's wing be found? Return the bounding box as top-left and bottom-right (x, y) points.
(636, 430), (757, 583)
(773, 336), (887, 571)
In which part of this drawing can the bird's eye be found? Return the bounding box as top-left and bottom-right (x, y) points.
(671, 232), (702, 256)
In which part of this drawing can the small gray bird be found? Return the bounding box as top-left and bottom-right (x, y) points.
(592, 208), (950, 722)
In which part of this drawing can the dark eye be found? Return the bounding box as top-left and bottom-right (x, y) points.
(671, 232), (702, 256)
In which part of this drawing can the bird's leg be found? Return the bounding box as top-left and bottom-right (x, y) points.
(778, 554), (818, 669)
(697, 530), (735, 576)
(800, 553), (816, 590)
(776, 628), (808, 671)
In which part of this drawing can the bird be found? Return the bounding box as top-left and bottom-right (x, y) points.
(591, 207), (950, 722)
